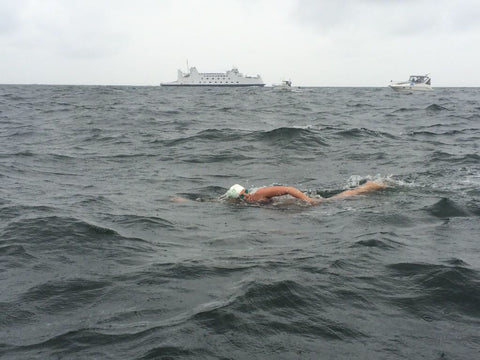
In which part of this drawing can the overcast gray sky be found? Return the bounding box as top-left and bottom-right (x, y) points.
(1, 0), (479, 86)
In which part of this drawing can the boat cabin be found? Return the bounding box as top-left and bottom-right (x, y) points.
(409, 75), (431, 85)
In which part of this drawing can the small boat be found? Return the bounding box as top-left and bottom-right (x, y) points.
(389, 74), (432, 92)
(272, 80), (292, 90)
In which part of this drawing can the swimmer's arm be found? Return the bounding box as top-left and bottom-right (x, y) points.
(328, 181), (386, 200)
(249, 186), (318, 204)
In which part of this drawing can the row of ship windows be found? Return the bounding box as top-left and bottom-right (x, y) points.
(199, 81), (240, 83)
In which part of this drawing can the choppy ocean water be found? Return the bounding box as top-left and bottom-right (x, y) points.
(1, 84), (479, 359)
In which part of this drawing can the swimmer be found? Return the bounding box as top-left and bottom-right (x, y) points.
(224, 181), (386, 205)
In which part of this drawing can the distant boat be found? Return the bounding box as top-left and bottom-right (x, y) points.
(389, 74), (432, 92)
(272, 80), (292, 90)
(161, 66), (265, 87)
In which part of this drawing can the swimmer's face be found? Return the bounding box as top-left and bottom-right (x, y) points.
(238, 189), (247, 200)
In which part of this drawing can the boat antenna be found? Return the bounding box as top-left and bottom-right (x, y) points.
(186, 59), (189, 72)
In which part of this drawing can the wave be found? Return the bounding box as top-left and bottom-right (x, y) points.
(2, 215), (149, 248)
(157, 109), (182, 116)
(192, 278), (366, 340)
(255, 127), (328, 148)
(79, 132), (131, 145)
(181, 152), (252, 164)
(336, 127), (396, 139)
(162, 128), (239, 146)
(407, 126), (479, 138)
(0, 92), (30, 102)
(424, 198), (471, 218)
(142, 346), (199, 359)
(351, 238), (396, 250)
(157, 126), (328, 162)
(110, 214), (175, 230)
(142, 261), (246, 280)
(7, 153), (79, 164)
(408, 130), (456, 137)
(176, 185), (226, 202)
(0, 150), (36, 157)
(0, 277), (365, 357)
(0, 244), (37, 267)
(386, 262), (480, 317)
(425, 104), (450, 111)
(21, 278), (110, 313)
(0, 204), (58, 223)
(0, 324), (188, 359)
(392, 107), (422, 113)
(346, 103), (374, 108)
(392, 104), (449, 113)
(83, 153), (158, 160)
(163, 127), (327, 148)
(428, 151), (480, 165)
(257, 126), (312, 139)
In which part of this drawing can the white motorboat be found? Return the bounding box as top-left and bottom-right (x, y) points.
(389, 74), (432, 92)
(161, 66), (265, 87)
(272, 80), (292, 90)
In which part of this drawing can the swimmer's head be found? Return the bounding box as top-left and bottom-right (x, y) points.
(225, 184), (245, 199)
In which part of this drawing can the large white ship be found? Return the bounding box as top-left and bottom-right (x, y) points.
(161, 66), (265, 87)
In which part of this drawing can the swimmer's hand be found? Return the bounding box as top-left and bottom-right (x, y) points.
(309, 198), (323, 205)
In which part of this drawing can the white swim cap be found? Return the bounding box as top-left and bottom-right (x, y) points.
(225, 184), (245, 199)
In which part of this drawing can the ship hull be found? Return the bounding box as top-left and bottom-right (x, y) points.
(389, 84), (432, 92)
(161, 83), (265, 87)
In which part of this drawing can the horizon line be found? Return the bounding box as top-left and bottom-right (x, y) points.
(1, 83), (479, 88)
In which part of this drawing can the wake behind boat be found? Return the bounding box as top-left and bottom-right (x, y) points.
(389, 74), (432, 92)
(161, 66), (265, 87)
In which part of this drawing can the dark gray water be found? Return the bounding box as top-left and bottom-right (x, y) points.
(1, 85), (479, 359)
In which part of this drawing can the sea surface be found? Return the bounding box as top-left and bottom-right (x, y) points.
(1, 85), (479, 359)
